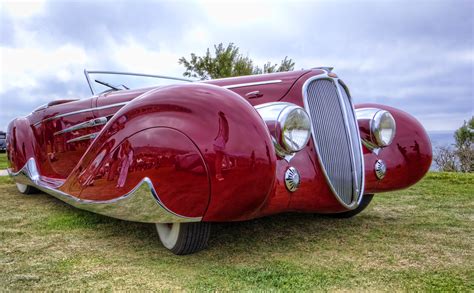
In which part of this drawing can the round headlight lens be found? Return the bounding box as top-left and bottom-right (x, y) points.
(372, 110), (396, 146)
(280, 107), (311, 152)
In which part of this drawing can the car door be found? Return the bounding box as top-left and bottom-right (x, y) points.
(40, 97), (101, 178)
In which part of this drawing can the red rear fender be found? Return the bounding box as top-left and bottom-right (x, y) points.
(7, 118), (42, 172)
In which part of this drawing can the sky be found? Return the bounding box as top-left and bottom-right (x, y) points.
(0, 0), (473, 132)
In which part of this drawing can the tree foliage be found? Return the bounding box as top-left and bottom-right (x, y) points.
(454, 117), (474, 172)
(179, 43), (295, 80)
(434, 116), (473, 172)
(433, 146), (458, 172)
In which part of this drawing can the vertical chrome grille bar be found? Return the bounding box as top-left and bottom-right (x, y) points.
(338, 82), (364, 199)
(302, 74), (364, 209)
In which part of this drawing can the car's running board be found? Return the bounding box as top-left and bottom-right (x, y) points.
(8, 158), (202, 223)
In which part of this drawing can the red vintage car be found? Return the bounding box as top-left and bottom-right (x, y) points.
(7, 68), (432, 254)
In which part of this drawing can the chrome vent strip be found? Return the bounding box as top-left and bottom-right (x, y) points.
(223, 80), (282, 89)
(66, 132), (99, 144)
(40, 102), (128, 124)
(302, 73), (364, 209)
(54, 117), (108, 136)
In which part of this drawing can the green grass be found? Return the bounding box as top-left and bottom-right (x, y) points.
(0, 172), (472, 291)
(0, 152), (7, 169)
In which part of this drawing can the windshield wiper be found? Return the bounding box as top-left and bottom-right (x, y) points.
(94, 79), (121, 91)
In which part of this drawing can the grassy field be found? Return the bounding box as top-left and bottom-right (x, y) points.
(0, 172), (472, 291)
(0, 153), (7, 169)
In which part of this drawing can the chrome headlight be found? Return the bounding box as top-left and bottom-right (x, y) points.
(279, 106), (311, 152)
(372, 110), (396, 146)
(356, 108), (396, 149)
(255, 102), (311, 157)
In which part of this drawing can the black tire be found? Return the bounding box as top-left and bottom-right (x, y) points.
(155, 222), (211, 255)
(15, 182), (40, 195)
(327, 194), (374, 218)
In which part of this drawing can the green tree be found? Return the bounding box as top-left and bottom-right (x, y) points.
(179, 43), (295, 80)
(454, 116), (474, 172)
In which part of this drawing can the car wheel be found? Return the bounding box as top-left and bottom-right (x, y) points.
(327, 194), (374, 218)
(155, 222), (211, 255)
(15, 182), (39, 195)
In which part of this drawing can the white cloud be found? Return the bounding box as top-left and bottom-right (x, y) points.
(1, 0), (46, 19)
(0, 0), (472, 132)
(111, 40), (183, 76)
(1, 44), (88, 95)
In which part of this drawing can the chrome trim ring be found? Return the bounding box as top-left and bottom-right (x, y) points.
(355, 107), (397, 151)
(371, 110), (397, 147)
(223, 79), (282, 89)
(255, 102), (311, 159)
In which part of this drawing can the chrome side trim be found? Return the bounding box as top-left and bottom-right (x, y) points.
(40, 102), (128, 124)
(9, 158), (201, 223)
(66, 132), (99, 144)
(54, 117), (108, 136)
(223, 79), (282, 89)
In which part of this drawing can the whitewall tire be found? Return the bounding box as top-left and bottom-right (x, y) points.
(155, 222), (211, 255)
(15, 182), (39, 195)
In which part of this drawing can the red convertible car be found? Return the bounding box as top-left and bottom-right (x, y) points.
(7, 68), (432, 254)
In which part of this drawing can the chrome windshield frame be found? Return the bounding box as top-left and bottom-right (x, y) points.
(83, 69), (193, 95)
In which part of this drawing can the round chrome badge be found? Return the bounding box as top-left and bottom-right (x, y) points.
(374, 159), (387, 180)
(285, 167), (300, 192)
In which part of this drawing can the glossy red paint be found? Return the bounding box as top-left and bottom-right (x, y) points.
(61, 84), (277, 220)
(7, 117), (41, 172)
(7, 69), (432, 223)
(205, 70), (315, 106)
(356, 103), (432, 192)
(75, 127), (210, 217)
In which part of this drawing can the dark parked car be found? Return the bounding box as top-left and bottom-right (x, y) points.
(0, 131), (6, 152)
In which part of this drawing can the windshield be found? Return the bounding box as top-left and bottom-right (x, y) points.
(84, 70), (192, 95)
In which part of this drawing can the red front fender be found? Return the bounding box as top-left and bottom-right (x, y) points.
(356, 103), (432, 193)
(61, 83), (277, 221)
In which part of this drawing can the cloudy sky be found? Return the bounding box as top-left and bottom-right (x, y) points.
(0, 0), (472, 132)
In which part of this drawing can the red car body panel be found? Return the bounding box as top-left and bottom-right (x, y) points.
(7, 69), (432, 223)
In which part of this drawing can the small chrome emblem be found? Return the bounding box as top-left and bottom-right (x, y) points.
(285, 167), (300, 192)
(375, 159), (386, 180)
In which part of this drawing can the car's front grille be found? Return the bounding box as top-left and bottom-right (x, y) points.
(303, 78), (364, 207)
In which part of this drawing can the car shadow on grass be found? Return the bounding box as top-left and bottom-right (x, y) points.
(19, 187), (385, 259)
